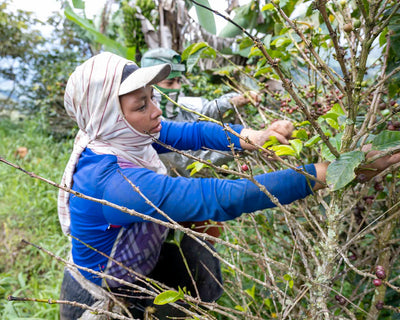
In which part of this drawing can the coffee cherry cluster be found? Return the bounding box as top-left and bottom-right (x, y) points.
(311, 101), (332, 116)
(363, 195), (374, 205)
(352, 204), (366, 226)
(375, 300), (384, 310)
(306, 88), (343, 118)
(387, 120), (400, 131)
(375, 265), (386, 280)
(379, 99), (399, 110)
(335, 294), (346, 305)
(279, 98), (299, 114)
(374, 181), (384, 192)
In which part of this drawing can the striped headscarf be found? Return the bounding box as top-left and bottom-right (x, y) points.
(58, 52), (169, 235)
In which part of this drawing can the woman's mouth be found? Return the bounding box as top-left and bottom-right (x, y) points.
(151, 121), (162, 133)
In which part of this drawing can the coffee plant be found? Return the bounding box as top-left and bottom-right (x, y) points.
(2, 0), (400, 319)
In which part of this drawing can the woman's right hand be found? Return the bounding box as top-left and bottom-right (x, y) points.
(239, 120), (294, 150)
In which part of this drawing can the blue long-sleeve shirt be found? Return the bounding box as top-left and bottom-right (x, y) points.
(69, 121), (316, 286)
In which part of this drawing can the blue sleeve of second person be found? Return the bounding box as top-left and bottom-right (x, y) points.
(153, 121), (243, 153)
(102, 164), (317, 226)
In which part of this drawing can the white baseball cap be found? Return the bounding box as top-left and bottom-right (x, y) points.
(119, 63), (171, 96)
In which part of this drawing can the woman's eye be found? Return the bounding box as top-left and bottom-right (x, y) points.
(138, 105), (146, 111)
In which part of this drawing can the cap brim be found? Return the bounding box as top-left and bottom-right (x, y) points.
(119, 63), (171, 96)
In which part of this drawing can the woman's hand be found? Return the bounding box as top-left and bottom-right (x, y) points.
(239, 120), (294, 150)
(230, 91), (262, 107)
(356, 146), (400, 181)
(314, 148), (400, 191)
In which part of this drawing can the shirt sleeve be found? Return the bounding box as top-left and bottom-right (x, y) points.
(153, 120), (243, 153)
(102, 164), (317, 226)
(197, 93), (239, 118)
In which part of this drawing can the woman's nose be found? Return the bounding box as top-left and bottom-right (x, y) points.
(171, 79), (181, 90)
(150, 99), (162, 118)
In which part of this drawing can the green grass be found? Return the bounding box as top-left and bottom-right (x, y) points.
(0, 117), (73, 319)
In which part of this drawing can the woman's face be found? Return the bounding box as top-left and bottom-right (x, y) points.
(157, 77), (182, 90)
(119, 86), (162, 134)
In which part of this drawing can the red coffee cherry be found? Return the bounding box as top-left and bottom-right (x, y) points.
(375, 265), (385, 271)
(241, 164), (249, 171)
(335, 294), (346, 305)
(375, 300), (384, 310)
(375, 265), (386, 279)
(376, 269), (386, 280)
(373, 279), (382, 287)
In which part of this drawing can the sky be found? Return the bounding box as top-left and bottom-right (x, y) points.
(6, 0), (250, 34)
(2, 0), (245, 95)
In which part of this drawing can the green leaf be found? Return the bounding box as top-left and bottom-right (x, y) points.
(262, 136), (279, 148)
(173, 230), (184, 246)
(186, 161), (210, 176)
(321, 143), (337, 162)
(255, 66), (273, 77)
(326, 151), (365, 191)
(181, 43), (216, 73)
(181, 42), (207, 61)
(283, 274), (291, 281)
(72, 0), (85, 9)
(270, 145), (296, 156)
(245, 285), (256, 299)
(262, 3), (275, 11)
(193, 0), (216, 34)
(320, 104), (346, 129)
(289, 139), (303, 157)
(249, 47), (262, 58)
(64, 4), (134, 60)
(235, 305), (247, 312)
(297, 120), (311, 127)
(218, 3), (256, 38)
(263, 34), (273, 49)
(153, 290), (184, 305)
(264, 298), (272, 308)
(372, 130), (400, 151)
(292, 129), (308, 140)
(379, 27), (388, 47)
(304, 135), (321, 147)
(325, 118), (339, 130)
(271, 37), (292, 48)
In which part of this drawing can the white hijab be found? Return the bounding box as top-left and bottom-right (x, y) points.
(58, 52), (167, 235)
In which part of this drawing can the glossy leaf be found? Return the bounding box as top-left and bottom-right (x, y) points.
(187, 161), (210, 176)
(304, 135), (321, 147)
(218, 3), (257, 38)
(372, 130), (400, 151)
(269, 145), (296, 156)
(262, 3), (275, 11)
(245, 285), (255, 299)
(326, 151), (365, 191)
(293, 129), (308, 140)
(321, 143), (337, 162)
(72, 0), (85, 9)
(182, 43), (216, 73)
(193, 0), (216, 35)
(64, 4), (134, 60)
(289, 139), (303, 157)
(153, 290), (184, 305)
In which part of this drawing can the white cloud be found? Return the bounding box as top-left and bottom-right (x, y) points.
(8, 0), (62, 21)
